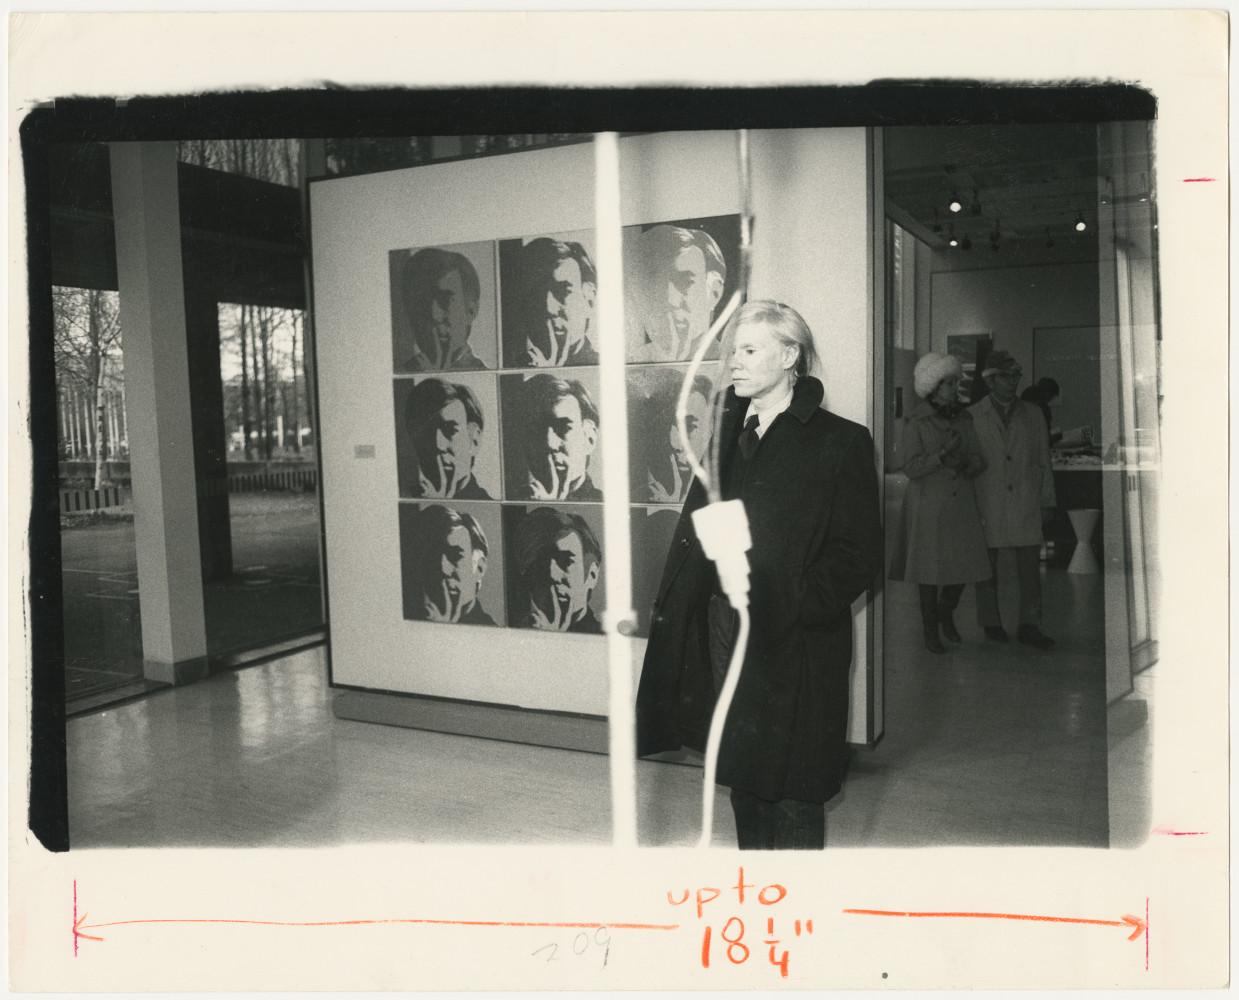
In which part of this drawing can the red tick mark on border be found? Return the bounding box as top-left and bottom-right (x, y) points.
(1183, 177), (1216, 182)
(1152, 826), (1207, 836)
(1145, 897), (1149, 971)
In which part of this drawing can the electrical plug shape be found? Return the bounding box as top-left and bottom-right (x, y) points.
(692, 499), (752, 609)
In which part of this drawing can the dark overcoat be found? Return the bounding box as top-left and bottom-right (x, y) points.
(887, 401), (990, 585)
(635, 376), (882, 804)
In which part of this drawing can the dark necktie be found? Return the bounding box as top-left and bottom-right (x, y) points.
(738, 414), (760, 460)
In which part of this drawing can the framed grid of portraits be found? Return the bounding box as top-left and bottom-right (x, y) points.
(388, 221), (736, 637)
(312, 132), (745, 713)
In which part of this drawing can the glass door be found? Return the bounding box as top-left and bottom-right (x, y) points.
(1097, 121), (1160, 703)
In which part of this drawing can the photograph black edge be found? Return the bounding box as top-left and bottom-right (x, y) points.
(22, 82), (1158, 852)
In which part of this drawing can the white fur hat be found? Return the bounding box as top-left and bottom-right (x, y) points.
(913, 352), (963, 399)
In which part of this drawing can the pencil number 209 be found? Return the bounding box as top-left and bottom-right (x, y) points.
(532, 927), (611, 967)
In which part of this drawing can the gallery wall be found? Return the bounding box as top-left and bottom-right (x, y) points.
(928, 260), (1100, 383)
(311, 130), (878, 739)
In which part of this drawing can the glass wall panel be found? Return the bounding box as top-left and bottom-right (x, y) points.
(877, 123), (1117, 847)
(201, 303), (324, 656)
(178, 139), (302, 186)
(53, 285), (155, 704)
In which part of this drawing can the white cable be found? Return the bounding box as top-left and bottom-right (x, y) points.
(674, 289), (741, 499)
(698, 605), (750, 848)
(674, 129), (756, 847)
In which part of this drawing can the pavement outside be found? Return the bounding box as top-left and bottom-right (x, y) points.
(59, 491), (325, 705)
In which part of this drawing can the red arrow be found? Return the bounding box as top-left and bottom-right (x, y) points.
(72, 876), (677, 951)
(73, 913), (104, 944)
(74, 915), (678, 942)
(844, 908), (1147, 941)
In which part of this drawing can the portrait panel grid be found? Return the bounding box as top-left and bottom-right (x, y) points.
(389, 215), (739, 638)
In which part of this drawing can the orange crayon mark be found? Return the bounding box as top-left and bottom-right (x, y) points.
(73, 913), (104, 943)
(74, 911), (677, 948)
(72, 882), (679, 954)
(843, 908), (1146, 941)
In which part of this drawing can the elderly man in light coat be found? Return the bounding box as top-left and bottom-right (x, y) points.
(969, 350), (1057, 649)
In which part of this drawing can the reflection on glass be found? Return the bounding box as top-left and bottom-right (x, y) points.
(54, 286), (147, 703)
(177, 139), (302, 187)
(202, 303), (324, 655)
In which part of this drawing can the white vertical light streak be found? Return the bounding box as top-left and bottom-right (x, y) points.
(593, 132), (637, 848)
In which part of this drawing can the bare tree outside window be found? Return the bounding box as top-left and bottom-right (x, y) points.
(218, 303), (311, 460)
(52, 286), (126, 488)
(178, 138), (302, 187)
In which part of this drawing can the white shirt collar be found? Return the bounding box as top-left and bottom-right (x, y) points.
(748, 383), (795, 438)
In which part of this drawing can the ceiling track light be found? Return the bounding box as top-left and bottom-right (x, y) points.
(960, 234), (972, 251)
(947, 224), (959, 248)
(948, 190), (963, 214)
(970, 188), (982, 216)
(1074, 211), (1088, 232)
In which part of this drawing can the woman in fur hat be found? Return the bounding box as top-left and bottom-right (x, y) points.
(889, 352), (991, 653)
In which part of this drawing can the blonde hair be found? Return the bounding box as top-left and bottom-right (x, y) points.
(724, 300), (818, 378)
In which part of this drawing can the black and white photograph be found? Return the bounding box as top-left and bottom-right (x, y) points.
(624, 214), (742, 363)
(38, 119), (1174, 851)
(11, 10), (1228, 991)
(946, 331), (993, 404)
(626, 363), (718, 504)
(398, 501), (504, 627)
(498, 229), (599, 368)
(499, 369), (604, 501)
(42, 122), (1173, 849)
(629, 506), (680, 637)
(502, 504), (605, 635)
(392, 373), (500, 501)
(390, 240), (498, 372)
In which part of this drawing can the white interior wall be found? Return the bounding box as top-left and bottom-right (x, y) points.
(750, 130), (873, 422)
(913, 238), (935, 355)
(929, 260), (1099, 366)
(312, 130), (879, 743)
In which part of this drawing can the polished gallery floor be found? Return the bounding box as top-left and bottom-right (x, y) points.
(67, 557), (1127, 849)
